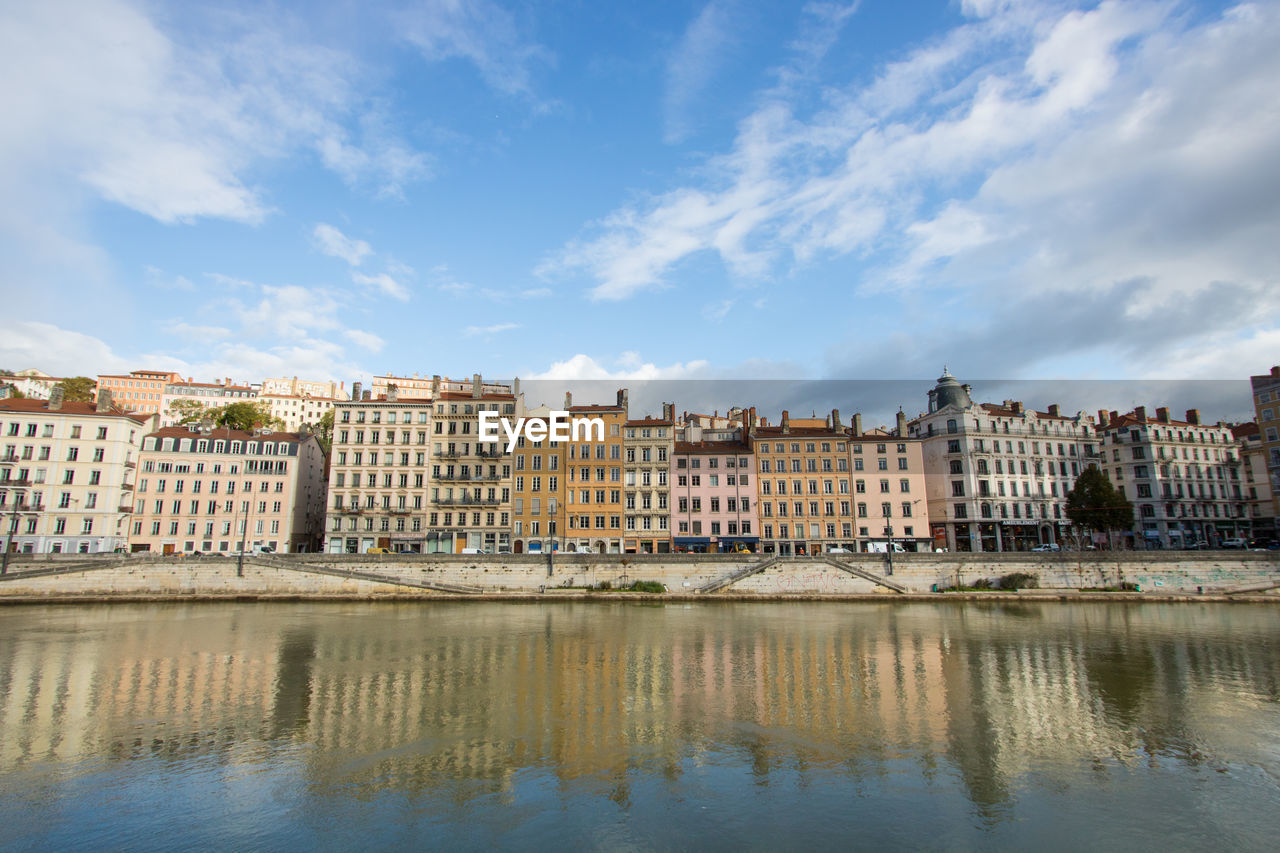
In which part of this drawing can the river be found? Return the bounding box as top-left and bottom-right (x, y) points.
(0, 602), (1277, 850)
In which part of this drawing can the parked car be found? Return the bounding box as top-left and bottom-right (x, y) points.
(367, 547), (393, 554)
(461, 547), (488, 554)
(1221, 538), (1247, 549)
(827, 546), (853, 554)
(1031, 543), (1060, 552)
(864, 542), (906, 553)
(1184, 541), (1211, 550)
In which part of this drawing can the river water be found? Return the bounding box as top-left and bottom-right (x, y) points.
(0, 602), (1277, 851)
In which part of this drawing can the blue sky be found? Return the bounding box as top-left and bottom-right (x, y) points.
(2, 0), (1277, 392)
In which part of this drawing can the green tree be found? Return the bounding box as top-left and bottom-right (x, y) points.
(1065, 466), (1135, 547)
(168, 398), (212, 424)
(312, 409), (334, 452)
(57, 376), (96, 402)
(206, 401), (285, 432)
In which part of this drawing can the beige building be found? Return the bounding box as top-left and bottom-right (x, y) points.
(130, 425), (328, 554)
(1250, 366), (1280, 538)
(260, 377), (348, 400)
(1, 389), (153, 555)
(624, 405), (674, 553)
(259, 392), (343, 433)
(325, 385), (435, 553)
(370, 373), (510, 401)
(1095, 406), (1247, 548)
(1234, 423), (1271, 539)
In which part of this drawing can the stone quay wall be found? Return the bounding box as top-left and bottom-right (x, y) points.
(1, 551), (1277, 600)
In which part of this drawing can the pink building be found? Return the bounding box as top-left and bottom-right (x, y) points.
(671, 438), (759, 552)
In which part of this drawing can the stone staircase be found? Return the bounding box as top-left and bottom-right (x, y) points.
(697, 555), (786, 593)
(251, 555), (483, 595)
(818, 556), (909, 593)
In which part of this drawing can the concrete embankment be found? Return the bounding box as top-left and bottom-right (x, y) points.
(1, 551), (1277, 602)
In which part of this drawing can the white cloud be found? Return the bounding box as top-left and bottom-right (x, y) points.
(313, 223), (372, 266)
(352, 271), (410, 301)
(532, 353), (712, 380)
(0, 322), (130, 376)
(539, 1), (1280, 379)
(463, 323), (520, 337)
(702, 299), (734, 322)
(664, 1), (738, 143)
(398, 0), (552, 99)
(0, 0), (429, 227)
(343, 329), (385, 353)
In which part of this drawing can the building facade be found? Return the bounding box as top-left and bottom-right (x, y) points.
(96, 370), (181, 416)
(129, 426), (327, 554)
(1, 390), (153, 555)
(159, 378), (257, 427)
(260, 377), (348, 400)
(1095, 406), (1247, 548)
(1250, 366), (1280, 538)
(1234, 423), (1272, 540)
(624, 406), (674, 553)
(324, 385), (436, 553)
(907, 371), (1097, 552)
(671, 436), (758, 552)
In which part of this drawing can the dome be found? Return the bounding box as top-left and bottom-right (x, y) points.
(929, 367), (971, 413)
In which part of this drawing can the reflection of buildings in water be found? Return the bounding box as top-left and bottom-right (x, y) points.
(1, 604), (1278, 810)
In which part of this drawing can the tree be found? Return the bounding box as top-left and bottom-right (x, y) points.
(169, 398), (212, 424)
(1065, 467), (1135, 547)
(57, 376), (96, 402)
(312, 409), (334, 452)
(205, 401), (285, 432)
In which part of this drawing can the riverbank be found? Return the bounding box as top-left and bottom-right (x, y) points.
(1, 551), (1276, 601)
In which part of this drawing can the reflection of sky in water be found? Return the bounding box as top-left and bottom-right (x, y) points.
(0, 602), (1278, 850)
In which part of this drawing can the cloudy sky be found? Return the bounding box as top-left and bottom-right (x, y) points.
(1, 0), (1276, 414)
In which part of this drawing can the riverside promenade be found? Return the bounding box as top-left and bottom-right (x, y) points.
(1, 551), (1278, 601)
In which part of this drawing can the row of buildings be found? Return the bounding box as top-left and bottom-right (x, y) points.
(3, 368), (1278, 556)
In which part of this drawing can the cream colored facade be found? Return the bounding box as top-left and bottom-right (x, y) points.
(624, 405), (674, 553)
(130, 426), (327, 554)
(260, 377), (348, 400)
(371, 373), (511, 401)
(1, 393), (153, 554)
(260, 393), (341, 432)
(159, 379), (256, 427)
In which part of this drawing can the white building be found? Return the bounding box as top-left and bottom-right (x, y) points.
(1095, 406), (1247, 548)
(159, 378), (257, 427)
(907, 370), (1097, 552)
(260, 377), (348, 400)
(259, 393), (343, 433)
(1, 389), (154, 555)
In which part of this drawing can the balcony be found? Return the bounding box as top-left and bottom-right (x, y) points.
(434, 496), (501, 507)
(433, 450), (460, 459)
(0, 454), (17, 463)
(0, 478), (32, 488)
(389, 508), (412, 515)
(123, 459), (136, 469)
(434, 472), (501, 482)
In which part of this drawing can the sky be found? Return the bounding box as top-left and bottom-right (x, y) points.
(1, 0), (1277, 421)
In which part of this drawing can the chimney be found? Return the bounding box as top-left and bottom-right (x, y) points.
(564, 391), (572, 409)
(1186, 409), (1200, 425)
(831, 409), (841, 432)
(431, 375), (441, 396)
(1011, 401), (1022, 414)
(1271, 366), (1280, 378)
(781, 410), (790, 434)
(513, 377), (521, 397)
(352, 381), (362, 401)
(1047, 404), (1060, 417)
(472, 373), (482, 398)
(896, 409), (907, 435)
(48, 386), (64, 411)
(663, 402), (674, 422)
(1097, 410), (1109, 427)
(852, 413), (862, 435)
(1134, 405), (1147, 422)
(363, 390), (371, 401)
(96, 388), (113, 413)
(387, 384), (399, 403)
(1156, 407), (1170, 423)
(617, 388), (629, 413)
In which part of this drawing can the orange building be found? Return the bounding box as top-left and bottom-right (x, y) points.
(96, 370), (181, 415)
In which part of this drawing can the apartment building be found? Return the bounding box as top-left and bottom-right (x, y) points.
(848, 414), (930, 551)
(159, 378), (257, 427)
(623, 406), (674, 553)
(425, 377), (519, 553)
(1, 389), (152, 555)
(907, 370), (1097, 552)
(0, 369), (71, 400)
(751, 409), (857, 556)
(96, 370), (181, 415)
(129, 425), (327, 554)
(510, 408), (564, 553)
(1234, 423), (1272, 539)
(671, 433), (757, 552)
(259, 392), (343, 433)
(1250, 365), (1280, 536)
(260, 377), (348, 400)
(1095, 406), (1247, 548)
(324, 384), (436, 553)
(370, 373), (511, 401)
(558, 391), (628, 553)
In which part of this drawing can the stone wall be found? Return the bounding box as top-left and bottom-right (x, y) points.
(1, 551), (1277, 599)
